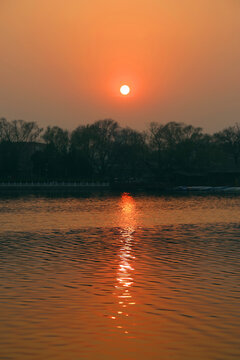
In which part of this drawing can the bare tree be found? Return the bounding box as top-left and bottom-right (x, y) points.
(0, 118), (43, 142)
(42, 126), (69, 152)
(0, 118), (12, 141)
(214, 123), (240, 166)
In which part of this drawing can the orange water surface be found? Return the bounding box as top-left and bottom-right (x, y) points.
(0, 193), (239, 359)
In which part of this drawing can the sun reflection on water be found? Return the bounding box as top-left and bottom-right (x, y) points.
(110, 193), (137, 335)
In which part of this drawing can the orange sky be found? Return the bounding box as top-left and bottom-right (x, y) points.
(0, 0), (240, 131)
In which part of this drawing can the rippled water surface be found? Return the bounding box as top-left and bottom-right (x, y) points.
(0, 193), (239, 360)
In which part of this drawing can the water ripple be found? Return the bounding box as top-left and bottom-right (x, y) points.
(0, 194), (239, 359)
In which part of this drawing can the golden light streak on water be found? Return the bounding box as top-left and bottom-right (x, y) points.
(110, 193), (137, 335)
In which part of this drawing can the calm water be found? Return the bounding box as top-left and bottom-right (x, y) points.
(0, 193), (239, 360)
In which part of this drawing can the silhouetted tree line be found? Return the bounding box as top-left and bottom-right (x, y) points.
(1, 117), (240, 185)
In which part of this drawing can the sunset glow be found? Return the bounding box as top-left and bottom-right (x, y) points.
(120, 85), (130, 96)
(0, 1), (240, 359)
(0, 1), (240, 130)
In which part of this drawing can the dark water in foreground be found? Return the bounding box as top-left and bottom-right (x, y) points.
(0, 194), (239, 360)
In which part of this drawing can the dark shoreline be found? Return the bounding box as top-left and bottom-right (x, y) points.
(0, 182), (240, 195)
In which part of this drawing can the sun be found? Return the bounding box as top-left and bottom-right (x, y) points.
(120, 85), (130, 96)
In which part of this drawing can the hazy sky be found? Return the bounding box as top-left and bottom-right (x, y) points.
(0, 0), (240, 132)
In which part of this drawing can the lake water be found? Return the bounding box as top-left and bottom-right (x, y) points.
(0, 193), (239, 360)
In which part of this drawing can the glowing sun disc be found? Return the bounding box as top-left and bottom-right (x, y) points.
(120, 85), (130, 95)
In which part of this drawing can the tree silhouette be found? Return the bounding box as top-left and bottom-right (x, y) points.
(214, 124), (240, 166)
(0, 116), (240, 184)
